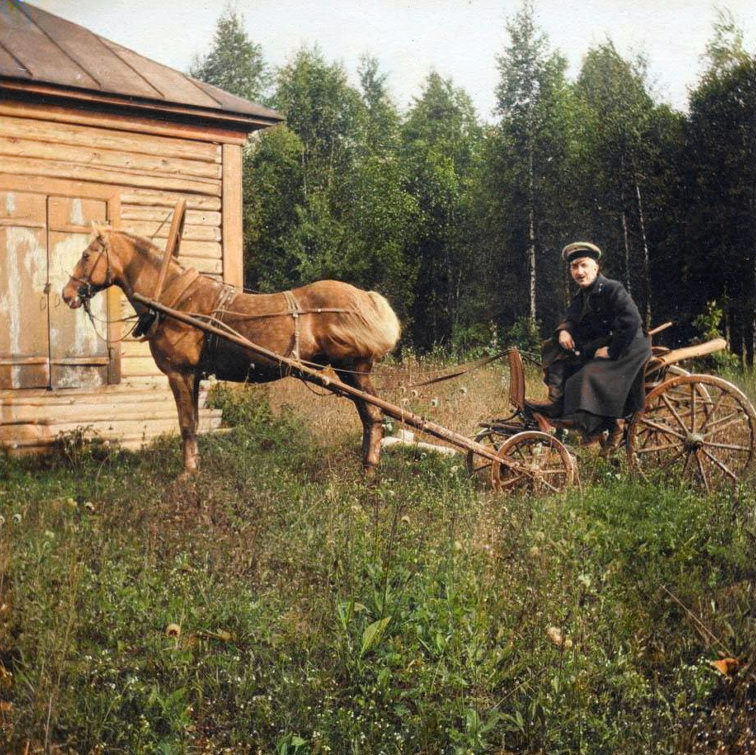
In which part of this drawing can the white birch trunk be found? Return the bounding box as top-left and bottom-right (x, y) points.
(635, 178), (652, 327)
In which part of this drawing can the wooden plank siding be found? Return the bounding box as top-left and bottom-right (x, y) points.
(0, 102), (246, 453)
(222, 143), (244, 288)
(1, 110), (226, 386)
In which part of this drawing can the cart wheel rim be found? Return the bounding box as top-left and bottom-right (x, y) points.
(491, 431), (576, 495)
(627, 373), (756, 492)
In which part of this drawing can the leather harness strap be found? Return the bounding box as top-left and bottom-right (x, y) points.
(134, 267), (201, 341)
(160, 268), (201, 309)
(198, 284), (241, 376)
(282, 290), (303, 361)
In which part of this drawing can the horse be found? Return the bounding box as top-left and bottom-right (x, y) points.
(61, 226), (401, 476)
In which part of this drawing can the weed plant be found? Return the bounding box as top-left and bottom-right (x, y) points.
(1, 374), (755, 753)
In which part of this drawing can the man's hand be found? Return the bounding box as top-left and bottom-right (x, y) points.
(594, 346), (609, 358)
(558, 330), (575, 351)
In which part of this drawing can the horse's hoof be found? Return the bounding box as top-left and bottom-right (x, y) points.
(362, 465), (380, 486)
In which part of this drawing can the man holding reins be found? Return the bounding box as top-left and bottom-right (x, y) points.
(526, 241), (652, 453)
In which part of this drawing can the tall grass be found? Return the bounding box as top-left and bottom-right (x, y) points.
(1, 364), (755, 753)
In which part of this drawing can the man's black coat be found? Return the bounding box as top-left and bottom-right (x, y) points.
(550, 274), (651, 427)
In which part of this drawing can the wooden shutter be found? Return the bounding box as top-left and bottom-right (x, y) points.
(0, 191), (49, 389)
(47, 196), (110, 389)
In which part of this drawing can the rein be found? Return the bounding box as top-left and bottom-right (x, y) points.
(405, 351), (508, 388)
(71, 239), (119, 341)
(73, 235), (511, 388)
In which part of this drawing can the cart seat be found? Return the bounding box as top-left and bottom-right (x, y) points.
(508, 348), (526, 411)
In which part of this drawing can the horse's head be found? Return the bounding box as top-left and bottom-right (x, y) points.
(62, 223), (117, 309)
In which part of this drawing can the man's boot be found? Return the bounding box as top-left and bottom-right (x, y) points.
(599, 420), (624, 458)
(523, 396), (563, 418)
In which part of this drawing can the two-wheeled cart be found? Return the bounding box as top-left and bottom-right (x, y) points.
(466, 333), (756, 494)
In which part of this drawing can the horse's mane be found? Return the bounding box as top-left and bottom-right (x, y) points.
(110, 230), (191, 273)
(112, 230), (162, 257)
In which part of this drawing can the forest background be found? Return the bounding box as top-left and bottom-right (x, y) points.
(189, 1), (756, 364)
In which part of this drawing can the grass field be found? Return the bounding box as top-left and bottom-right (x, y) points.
(1, 359), (755, 754)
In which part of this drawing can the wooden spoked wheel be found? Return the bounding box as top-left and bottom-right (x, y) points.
(627, 374), (756, 492)
(490, 431), (576, 495)
(466, 428), (505, 482)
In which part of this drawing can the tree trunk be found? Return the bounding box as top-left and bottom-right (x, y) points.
(634, 177), (652, 328)
(744, 309), (754, 368)
(620, 210), (632, 295)
(528, 148), (537, 324)
(730, 306), (743, 363)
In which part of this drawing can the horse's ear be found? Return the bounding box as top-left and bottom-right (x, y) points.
(90, 221), (109, 241)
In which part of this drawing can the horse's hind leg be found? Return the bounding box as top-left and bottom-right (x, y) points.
(336, 360), (384, 475)
(168, 371), (201, 475)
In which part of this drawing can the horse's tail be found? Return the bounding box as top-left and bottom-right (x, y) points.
(366, 291), (401, 358)
(327, 290), (401, 361)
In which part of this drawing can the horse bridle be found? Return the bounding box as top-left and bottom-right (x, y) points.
(70, 236), (116, 306)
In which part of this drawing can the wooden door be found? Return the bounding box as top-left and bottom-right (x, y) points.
(0, 190), (115, 390)
(47, 196), (110, 389)
(0, 191), (49, 389)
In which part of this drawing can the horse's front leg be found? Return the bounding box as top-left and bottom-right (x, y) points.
(336, 361), (384, 476)
(167, 371), (201, 475)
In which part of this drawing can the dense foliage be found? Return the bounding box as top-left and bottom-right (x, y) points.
(193, 3), (755, 360)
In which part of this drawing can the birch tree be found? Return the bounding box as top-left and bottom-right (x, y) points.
(494, 0), (572, 329)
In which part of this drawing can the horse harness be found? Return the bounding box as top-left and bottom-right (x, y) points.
(134, 267), (201, 340)
(198, 285), (308, 380)
(282, 290), (304, 360)
(133, 268), (357, 378)
(72, 237), (116, 305)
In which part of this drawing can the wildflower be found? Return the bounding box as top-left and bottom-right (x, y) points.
(400, 515), (410, 525)
(12, 513), (21, 523)
(0, 664), (13, 686)
(547, 626), (572, 649)
(84, 502), (95, 512)
(546, 626), (563, 646)
(165, 623), (181, 638)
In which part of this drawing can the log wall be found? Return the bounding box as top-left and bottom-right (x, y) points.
(0, 101), (245, 451)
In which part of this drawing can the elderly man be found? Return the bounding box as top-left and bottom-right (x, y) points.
(526, 241), (651, 449)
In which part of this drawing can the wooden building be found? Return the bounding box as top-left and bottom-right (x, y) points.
(0, 0), (281, 454)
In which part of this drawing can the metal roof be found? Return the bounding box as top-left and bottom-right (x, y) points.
(0, 0), (282, 131)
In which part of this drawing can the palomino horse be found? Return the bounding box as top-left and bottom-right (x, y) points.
(61, 228), (401, 475)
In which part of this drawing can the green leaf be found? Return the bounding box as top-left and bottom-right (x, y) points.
(360, 616), (391, 658)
